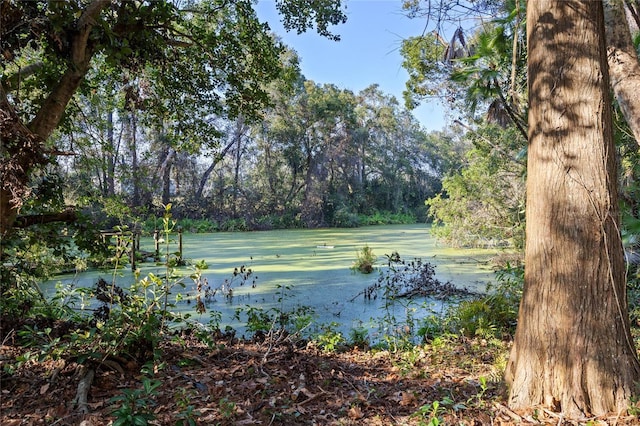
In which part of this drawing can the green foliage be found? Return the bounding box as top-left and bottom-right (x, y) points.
(400, 32), (450, 109)
(91, 275), (168, 361)
(332, 207), (362, 228)
(217, 397), (238, 419)
(229, 279), (319, 340)
(412, 399), (445, 426)
(447, 263), (522, 339)
(348, 325), (370, 349)
(412, 396), (468, 426)
(351, 245), (377, 274)
(0, 269), (46, 318)
(73, 197), (144, 268)
(314, 322), (346, 352)
(417, 314), (452, 343)
(253, 213), (304, 230)
(109, 376), (161, 426)
(628, 394), (640, 417)
(174, 218), (218, 234)
(219, 218), (249, 232)
(427, 125), (526, 249)
(234, 304), (314, 336)
(358, 211), (416, 226)
(174, 388), (202, 426)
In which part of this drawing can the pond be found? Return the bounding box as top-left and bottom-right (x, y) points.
(46, 224), (503, 338)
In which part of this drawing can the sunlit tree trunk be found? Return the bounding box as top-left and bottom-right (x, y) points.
(231, 116), (247, 218)
(105, 110), (116, 196)
(506, 0), (640, 417)
(123, 112), (142, 207)
(160, 147), (175, 206)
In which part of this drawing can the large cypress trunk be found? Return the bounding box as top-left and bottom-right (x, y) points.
(506, 0), (640, 417)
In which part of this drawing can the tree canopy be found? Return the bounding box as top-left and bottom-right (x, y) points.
(0, 0), (347, 235)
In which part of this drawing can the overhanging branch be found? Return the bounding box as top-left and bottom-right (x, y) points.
(13, 208), (77, 228)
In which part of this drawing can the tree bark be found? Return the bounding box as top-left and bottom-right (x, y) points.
(105, 110), (116, 196)
(28, 0), (110, 139)
(604, 0), (640, 146)
(160, 147), (176, 206)
(0, 0), (111, 235)
(506, 0), (640, 417)
(13, 208), (77, 228)
(0, 85), (47, 236)
(195, 135), (241, 202)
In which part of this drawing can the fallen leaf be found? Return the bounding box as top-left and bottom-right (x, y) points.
(39, 382), (50, 395)
(400, 391), (417, 406)
(348, 405), (364, 419)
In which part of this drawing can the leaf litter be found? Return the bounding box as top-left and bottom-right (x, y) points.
(2, 331), (639, 425)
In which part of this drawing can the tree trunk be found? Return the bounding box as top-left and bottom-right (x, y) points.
(0, 0), (110, 235)
(231, 116), (247, 218)
(124, 112), (141, 207)
(604, 0), (640, 145)
(105, 110), (116, 196)
(624, 0), (640, 29)
(194, 139), (237, 202)
(0, 86), (46, 236)
(160, 147), (176, 206)
(506, 0), (640, 417)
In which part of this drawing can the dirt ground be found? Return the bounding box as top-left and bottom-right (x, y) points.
(1, 330), (638, 425)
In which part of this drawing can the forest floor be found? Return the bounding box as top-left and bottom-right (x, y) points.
(2, 328), (640, 426)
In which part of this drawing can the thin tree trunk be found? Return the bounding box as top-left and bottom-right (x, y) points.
(160, 147), (176, 206)
(506, 0), (640, 417)
(195, 139), (237, 202)
(231, 116), (247, 218)
(125, 112), (141, 207)
(624, 0), (640, 29)
(105, 110), (116, 196)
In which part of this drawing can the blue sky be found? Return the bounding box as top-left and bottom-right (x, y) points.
(255, 0), (447, 132)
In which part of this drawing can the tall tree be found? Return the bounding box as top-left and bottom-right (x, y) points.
(0, 0), (346, 236)
(505, 0), (640, 416)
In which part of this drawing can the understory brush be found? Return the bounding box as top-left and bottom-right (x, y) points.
(440, 263), (522, 340)
(0, 202), (532, 425)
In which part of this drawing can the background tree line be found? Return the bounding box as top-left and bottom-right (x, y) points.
(57, 65), (458, 232)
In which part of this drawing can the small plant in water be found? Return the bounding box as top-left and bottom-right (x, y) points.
(351, 244), (376, 274)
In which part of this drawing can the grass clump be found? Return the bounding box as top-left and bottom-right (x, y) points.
(351, 244), (377, 274)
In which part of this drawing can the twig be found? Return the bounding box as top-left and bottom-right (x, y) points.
(75, 366), (95, 414)
(494, 402), (523, 422)
(297, 388), (328, 406)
